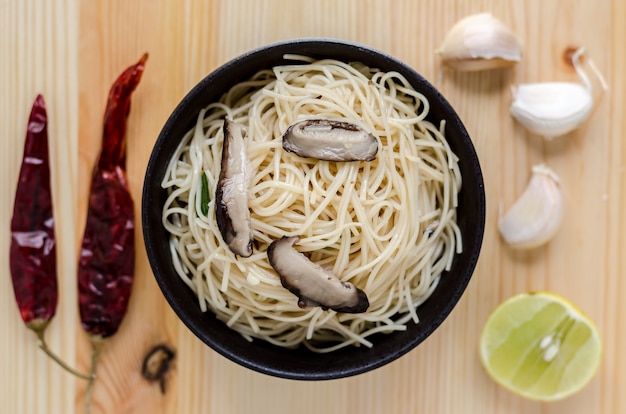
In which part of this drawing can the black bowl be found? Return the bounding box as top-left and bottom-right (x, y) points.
(142, 38), (485, 380)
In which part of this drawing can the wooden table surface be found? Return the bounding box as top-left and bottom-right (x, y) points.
(2, 1), (625, 413)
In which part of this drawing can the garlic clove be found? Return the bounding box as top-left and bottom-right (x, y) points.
(509, 47), (604, 139)
(509, 82), (593, 139)
(438, 13), (523, 71)
(498, 164), (564, 249)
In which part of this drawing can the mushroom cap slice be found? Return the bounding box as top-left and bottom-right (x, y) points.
(282, 119), (378, 162)
(267, 236), (369, 313)
(215, 119), (253, 257)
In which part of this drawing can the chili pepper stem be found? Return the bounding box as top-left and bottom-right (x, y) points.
(33, 326), (93, 380)
(84, 340), (103, 414)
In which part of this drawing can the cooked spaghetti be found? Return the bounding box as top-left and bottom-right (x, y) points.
(161, 57), (462, 352)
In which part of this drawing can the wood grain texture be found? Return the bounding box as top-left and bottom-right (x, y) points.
(1, 0), (624, 413)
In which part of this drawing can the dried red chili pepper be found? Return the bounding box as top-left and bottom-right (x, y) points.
(78, 53), (148, 340)
(78, 54), (148, 413)
(10, 95), (56, 330)
(10, 95), (91, 379)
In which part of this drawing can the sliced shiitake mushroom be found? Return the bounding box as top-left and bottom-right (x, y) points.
(267, 236), (369, 313)
(215, 119), (253, 257)
(282, 119), (378, 162)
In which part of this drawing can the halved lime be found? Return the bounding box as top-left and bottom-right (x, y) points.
(479, 292), (602, 401)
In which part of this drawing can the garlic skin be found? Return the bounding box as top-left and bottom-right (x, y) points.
(438, 13), (523, 71)
(509, 47), (599, 139)
(498, 165), (564, 249)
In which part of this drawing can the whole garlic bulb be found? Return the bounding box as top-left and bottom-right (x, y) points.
(498, 164), (564, 249)
(438, 13), (523, 71)
(510, 47), (604, 139)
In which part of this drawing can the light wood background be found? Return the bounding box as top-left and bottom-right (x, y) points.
(1, 0), (624, 413)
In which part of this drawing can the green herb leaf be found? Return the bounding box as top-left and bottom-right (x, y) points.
(200, 172), (210, 216)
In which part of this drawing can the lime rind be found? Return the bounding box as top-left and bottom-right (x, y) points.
(479, 292), (602, 402)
